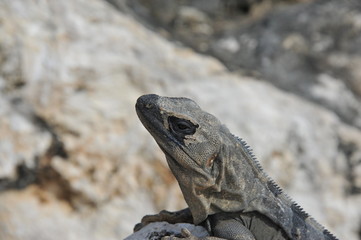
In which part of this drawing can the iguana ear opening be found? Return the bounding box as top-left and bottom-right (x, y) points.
(205, 153), (217, 168)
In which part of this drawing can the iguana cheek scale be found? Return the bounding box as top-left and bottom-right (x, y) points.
(135, 94), (338, 240)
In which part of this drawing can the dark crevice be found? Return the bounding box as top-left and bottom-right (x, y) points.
(0, 161), (38, 191)
(32, 114), (54, 133)
(34, 113), (69, 162)
(36, 133), (95, 209)
(338, 139), (361, 195)
(148, 229), (183, 240)
(13, 81), (26, 89)
(32, 114), (59, 138)
(36, 165), (97, 210)
(45, 134), (69, 160)
(0, 134), (95, 209)
(0, 108), (95, 209)
(225, 1), (253, 14)
(0, 43), (25, 92)
(36, 120), (95, 209)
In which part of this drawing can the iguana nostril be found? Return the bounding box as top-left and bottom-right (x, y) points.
(136, 94), (159, 109)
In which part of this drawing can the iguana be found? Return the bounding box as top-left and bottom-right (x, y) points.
(134, 94), (338, 240)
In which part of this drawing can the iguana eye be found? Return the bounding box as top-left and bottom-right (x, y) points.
(168, 116), (198, 135)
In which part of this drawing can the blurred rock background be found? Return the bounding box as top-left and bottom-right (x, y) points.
(0, 0), (360, 239)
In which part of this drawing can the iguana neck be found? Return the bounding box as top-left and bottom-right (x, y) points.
(201, 135), (336, 239)
(201, 135), (294, 225)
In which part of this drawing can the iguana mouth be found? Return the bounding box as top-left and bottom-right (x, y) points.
(136, 94), (168, 140)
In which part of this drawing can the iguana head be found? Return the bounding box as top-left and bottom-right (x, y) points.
(136, 94), (246, 224)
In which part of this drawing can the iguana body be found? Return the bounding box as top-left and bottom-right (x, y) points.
(135, 94), (338, 240)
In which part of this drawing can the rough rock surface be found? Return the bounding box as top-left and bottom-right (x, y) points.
(119, 0), (361, 130)
(0, 0), (360, 240)
(124, 222), (209, 240)
(209, 0), (361, 130)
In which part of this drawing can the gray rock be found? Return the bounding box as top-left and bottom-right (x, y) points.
(121, 0), (361, 130)
(124, 222), (209, 240)
(209, 0), (361, 129)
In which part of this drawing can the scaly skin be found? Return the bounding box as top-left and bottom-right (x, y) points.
(135, 94), (338, 240)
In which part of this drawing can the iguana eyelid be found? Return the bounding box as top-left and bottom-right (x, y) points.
(168, 116), (198, 136)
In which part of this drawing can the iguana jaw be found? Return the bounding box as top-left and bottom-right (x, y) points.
(136, 94), (162, 135)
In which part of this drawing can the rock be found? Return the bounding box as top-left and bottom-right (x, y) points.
(124, 222), (209, 240)
(173, 6), (213, 52)
(0, 97), (51, 185)
(0, 0), (360, 240)
(0, 0), (223, 239)
(120, 0), (361, 130)
(209, 0), (361, 129)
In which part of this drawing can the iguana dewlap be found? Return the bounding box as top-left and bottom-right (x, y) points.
(135, 94), (338, 240)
